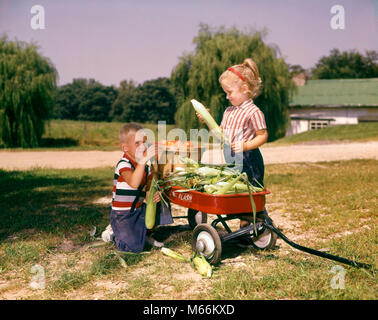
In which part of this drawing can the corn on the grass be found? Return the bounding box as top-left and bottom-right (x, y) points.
(115, 252), (127, 269)
(161, 248), (213, 278)
(161, 247), (190, 262)
(190, 252), (213, 278)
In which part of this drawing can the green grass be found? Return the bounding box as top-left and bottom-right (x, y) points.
(1, 120), (176, 151)
(269, 123), (378, 146)
(2, 120), (377, 151)
(0, 160), (376, 300)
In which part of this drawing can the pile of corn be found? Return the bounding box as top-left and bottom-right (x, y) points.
(161, 156), (264, 195)
(160, 156), (262, 236)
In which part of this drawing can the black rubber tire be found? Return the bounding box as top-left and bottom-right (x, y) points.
(188, 209), (208, 230)
(251, 225), (277, 250)
(192, 224), (222, 265)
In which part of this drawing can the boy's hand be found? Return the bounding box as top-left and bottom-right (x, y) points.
(145, 191), (160, 203)
(136, 144), (156, 164)
(195, 108), (210, 124)
(231, 141), (244, 153)
(153, 191), (160, 203)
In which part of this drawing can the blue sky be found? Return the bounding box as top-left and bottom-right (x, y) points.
(1, 0), (377, 86)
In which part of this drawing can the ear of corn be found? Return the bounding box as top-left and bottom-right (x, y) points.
(161, 247), (190, 262)
(145, 175), (157, 229)
(190, 252), (213, 278)
(191, 99), (228, 144)
(213, 173), (246, 195)
(195, 166), (221, 177)
(115, 252), (127, 269)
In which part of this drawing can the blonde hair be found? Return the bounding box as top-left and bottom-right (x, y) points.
(119, 122), (144, 143)
(219, 58), (262, 99)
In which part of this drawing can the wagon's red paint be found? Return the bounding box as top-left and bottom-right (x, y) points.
(167, 186), (270, 214)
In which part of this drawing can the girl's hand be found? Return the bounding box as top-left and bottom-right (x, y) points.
(153, 191), (161, 203)
(231, 141), (244, 153)
(195, 108), (210, 124)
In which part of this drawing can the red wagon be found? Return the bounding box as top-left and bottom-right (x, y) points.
(167, 186), (277, 264)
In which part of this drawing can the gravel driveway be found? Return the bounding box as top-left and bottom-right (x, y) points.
(0, 141), (377, 170)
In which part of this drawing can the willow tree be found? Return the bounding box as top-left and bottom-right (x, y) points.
(0, 36), (57, 147)
(171, 24), (295, 141)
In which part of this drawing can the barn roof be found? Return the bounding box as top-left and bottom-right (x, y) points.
(289, 78), (378, 107)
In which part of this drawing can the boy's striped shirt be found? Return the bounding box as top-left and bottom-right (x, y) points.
(220, 99), (266, 143)
(111, 154), (151, 211)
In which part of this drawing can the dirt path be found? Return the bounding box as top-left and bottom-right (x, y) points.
(0, 141), (377, 170)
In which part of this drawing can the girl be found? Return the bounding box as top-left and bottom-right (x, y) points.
(197, 58), (268, 228)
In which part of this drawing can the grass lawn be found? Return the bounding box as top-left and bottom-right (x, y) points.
(269, 122), (378, 146)
(2, 121), (377, 151)
(0, 159), (376, 300)
(2, 120), (176, 151)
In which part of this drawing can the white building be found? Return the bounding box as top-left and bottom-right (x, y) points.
(287, 77), (378, 135)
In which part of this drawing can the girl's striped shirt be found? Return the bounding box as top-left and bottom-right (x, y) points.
(111, 154), (151, 211)
(220, 99), (266, 143)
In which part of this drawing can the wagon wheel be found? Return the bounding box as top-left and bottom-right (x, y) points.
(187, 209), (208, 230)
(251, 222), (277, 250)
(192, 224), (222, 265)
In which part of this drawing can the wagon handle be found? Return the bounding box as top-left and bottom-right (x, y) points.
(262, 217), (375, 271)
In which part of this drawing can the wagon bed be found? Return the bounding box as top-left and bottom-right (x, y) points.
(167, 186), (270, 215)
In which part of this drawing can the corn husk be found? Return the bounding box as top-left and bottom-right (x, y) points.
(191, 99), (228, 144)
(145, 175), (157, 229)
(161, 247), (190, 262)
(190, 252), (213, 278)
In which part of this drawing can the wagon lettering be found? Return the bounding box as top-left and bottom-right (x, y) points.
(178, 193), (192, 202)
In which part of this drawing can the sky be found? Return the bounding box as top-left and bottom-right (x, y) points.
(1, 0), (377, 86)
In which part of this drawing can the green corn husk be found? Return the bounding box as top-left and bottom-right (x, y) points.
(145, 174), (158, 229)
(191, 99), (228, 144)
(204, 184), (218, 194)
(161, 247), (190, 262)
(195, 166), (221, 177)
(178, 155), (199, 168)
(190, 252), (213, 278)
(213, 173), (245, 195)
(115, 252), (127, 269)
(87, 241), (109, 249)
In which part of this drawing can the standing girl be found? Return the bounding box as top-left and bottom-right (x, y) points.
(197, 58), (268, 228)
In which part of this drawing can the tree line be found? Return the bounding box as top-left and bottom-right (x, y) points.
(288, 48), (378, 79)
(1, 26), (377, 147)
(52, 77), (177, 124)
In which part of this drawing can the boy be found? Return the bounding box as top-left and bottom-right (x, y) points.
(104, 122), (163, 252)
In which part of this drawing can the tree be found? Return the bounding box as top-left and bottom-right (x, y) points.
(53, 79), (117, 122)
(112, 77), (177, 124)
(171, 24), (295, 141)
(110, 80), (137, 121)
(0, 36), (57, 147)
(289, 64), (306, 76)
(311, 49), (378, 79)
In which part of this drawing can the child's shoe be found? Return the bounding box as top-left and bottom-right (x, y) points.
(101, 224), (115, 242)
(145, 235), (164, 248)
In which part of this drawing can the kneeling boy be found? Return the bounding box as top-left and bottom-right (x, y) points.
(110, 122), (162, 252)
